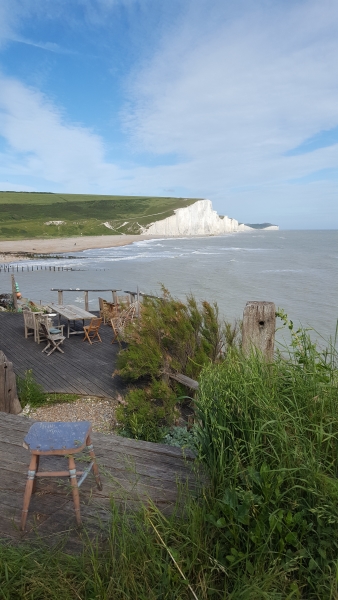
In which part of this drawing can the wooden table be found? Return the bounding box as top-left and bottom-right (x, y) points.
(48, 304), (96, 338)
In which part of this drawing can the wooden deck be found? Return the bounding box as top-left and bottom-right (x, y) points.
(0, 412), (199, 552)
(0, 311), (125, 398)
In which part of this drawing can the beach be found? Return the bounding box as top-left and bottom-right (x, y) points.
(0, 234), (157, 263)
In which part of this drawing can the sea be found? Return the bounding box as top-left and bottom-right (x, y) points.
(4, 230), (338, 347)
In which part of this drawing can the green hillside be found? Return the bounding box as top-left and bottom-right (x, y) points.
(0, 192), (199, 240)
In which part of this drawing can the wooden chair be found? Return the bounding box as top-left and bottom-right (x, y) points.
(98, 297), (118, 324)
(35, 313), (64, 344)
(23, 308), (43, 341)
(40, 323), (65, 356)
(21, 420), (102, 530)
(83, 317), (102, 344)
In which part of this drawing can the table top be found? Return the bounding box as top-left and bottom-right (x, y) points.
(48, 304), (96, 320)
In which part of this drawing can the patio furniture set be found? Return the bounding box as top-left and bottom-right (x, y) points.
(22, 295), (140, 356)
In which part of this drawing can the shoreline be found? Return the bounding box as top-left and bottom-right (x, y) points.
(0, 234), (158, 263)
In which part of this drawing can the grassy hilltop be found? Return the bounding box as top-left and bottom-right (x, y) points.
(0, 192), (199, 240)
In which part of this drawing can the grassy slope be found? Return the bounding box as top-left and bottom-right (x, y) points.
(0, 192), (199, 240)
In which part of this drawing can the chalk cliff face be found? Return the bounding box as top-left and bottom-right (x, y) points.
(143, 199), (278, 236)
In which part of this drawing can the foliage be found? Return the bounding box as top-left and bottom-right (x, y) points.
(116, 288), (240, 441)
(17, 369), (46, 408)
(116, 382), (178, 443)
(17, 370), (79, 409)
(195, 331), (338, 598)
(163, 425), (199, 452)
(117, 287), (240, 382)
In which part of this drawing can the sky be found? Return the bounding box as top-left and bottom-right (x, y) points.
(0, 0), (337, 229)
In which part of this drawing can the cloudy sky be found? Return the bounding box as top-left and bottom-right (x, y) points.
(0, 0), (337, 228)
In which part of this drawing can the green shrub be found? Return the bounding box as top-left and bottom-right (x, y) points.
(116, 288), (240, 441)
(17, 369), (45, 408)
(117, 288), (240, 383)
(116, 381), (178, 443)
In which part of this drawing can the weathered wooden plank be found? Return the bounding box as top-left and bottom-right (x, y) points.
(167, 371), (199, 391)
(0, 352), (22, 414)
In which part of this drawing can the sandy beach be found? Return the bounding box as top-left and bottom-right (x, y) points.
(0, 234), (157, 263)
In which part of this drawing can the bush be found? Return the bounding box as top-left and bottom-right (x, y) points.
(116, 381), (178, 443)
(115, 288), (240, 441)
(17, 369), (45, 408)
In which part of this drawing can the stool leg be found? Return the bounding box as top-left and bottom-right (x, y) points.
(21, 454), (38, 531)
(68, 455), (81, 526)
(87, 436), (102, 491)
(32, 455), (40, 494)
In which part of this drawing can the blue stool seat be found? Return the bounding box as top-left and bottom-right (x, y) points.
(24, 421), (92, 453)
(21, 421), (102, 530)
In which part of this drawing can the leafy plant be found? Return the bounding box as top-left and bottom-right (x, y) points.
(163, 425), (199, 452)
(116, 382), (178, 443)
(17, 369), (45, 408)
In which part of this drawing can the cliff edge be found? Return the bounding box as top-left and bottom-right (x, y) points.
(143, 199), (278, 236)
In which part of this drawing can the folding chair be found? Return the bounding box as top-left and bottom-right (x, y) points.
(40, 323), (65, 356)
(83, 317), (102, 344)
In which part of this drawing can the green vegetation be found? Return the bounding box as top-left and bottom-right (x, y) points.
(17, 369), (80, 408)
(2, 322), (338, 598)
(0, 192), (198, 240)
(115, 288), (240, 442)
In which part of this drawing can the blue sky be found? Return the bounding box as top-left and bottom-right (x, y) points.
(0, 0), (337, 229)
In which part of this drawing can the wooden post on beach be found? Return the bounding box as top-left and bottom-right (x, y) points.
(11, 274), (18, 312)
(0, 352), (22, 414)
(242, 301), (276, 361)
(84, 291), (89, 312)
(58, 290), (63, 304)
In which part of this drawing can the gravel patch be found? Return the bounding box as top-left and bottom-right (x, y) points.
(22, 396), (119, 434)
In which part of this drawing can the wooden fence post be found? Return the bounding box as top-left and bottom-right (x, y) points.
(242, 301), (276, 361)
(0, 351), (22, 414)
(11, 274), (18, 312)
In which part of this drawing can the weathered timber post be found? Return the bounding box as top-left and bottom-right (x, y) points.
(84, 291), (89, 312)
(58, 290), (63, 304)
(11, 274), (18, 312)
(242, 301), (276, 361)
(0, 351), (22, 414)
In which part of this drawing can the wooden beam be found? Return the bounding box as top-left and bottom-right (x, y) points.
(0, 351), (22, 414)
(167, 372), (199, 391)
(11, 275), (18, 312)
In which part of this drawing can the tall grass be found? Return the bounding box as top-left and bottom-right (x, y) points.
(195, 334), (338, 598)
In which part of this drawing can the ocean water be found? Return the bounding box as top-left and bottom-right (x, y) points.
(3, 230), (338, 343)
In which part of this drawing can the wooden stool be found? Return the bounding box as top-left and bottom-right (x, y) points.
(21, 421), (102, 530)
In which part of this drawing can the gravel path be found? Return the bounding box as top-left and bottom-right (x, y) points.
(22, 396), (119, 434)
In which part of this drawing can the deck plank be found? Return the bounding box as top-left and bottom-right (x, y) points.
(0, 311), (125, 398)
(0, 412), (200, 549)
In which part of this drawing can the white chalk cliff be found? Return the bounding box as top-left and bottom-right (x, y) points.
(143, 199), (278, 236)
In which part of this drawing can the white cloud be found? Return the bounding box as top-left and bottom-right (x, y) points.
(0, 75), (124, 191)
(123, 0), (338, 222)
